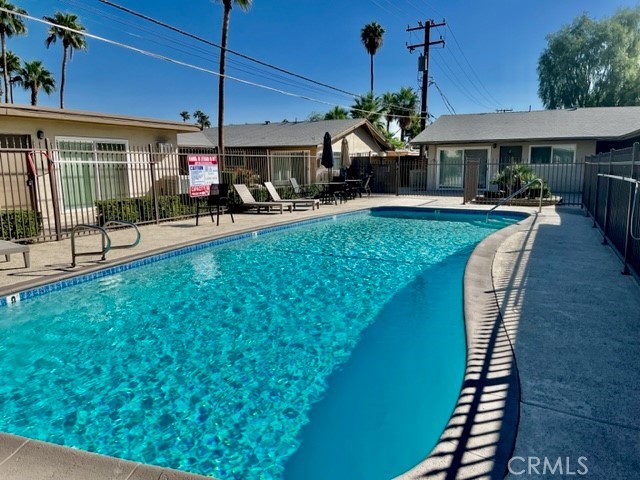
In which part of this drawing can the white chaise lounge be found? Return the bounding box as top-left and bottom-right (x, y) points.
(233, 184), (293, 214)
(264, 182), (320, 211)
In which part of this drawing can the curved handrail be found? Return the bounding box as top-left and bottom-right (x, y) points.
(102, 221), (141, 249)
(71, 224), (112, 267)
(486, 178), (543, 221)
(70, 221), (141, 267)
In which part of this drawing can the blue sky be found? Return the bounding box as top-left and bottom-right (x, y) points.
(8, 0), (638, 125)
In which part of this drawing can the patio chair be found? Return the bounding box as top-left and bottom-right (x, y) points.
(360, 175), (372, 197)
(264, 182), (320, 211)
(196, 183), (235, 226)
(0, 240), (30, 268)
(289, 178), (310, 198)
(233, 184), (293, 214)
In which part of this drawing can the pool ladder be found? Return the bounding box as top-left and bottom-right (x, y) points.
(486, 178), (543, 221)
(71, 221), (141, 267)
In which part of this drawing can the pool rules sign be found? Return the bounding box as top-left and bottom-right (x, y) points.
(187, 155), (219, 197)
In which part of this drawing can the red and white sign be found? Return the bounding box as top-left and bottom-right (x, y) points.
(187, 155), (219, 197)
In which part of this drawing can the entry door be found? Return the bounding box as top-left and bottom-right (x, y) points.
(464, 149), (488, 189)
(499, 146), (522, 170)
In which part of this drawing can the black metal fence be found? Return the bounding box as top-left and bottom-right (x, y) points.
(0, 142), (312, 243)
(351, 155), (583, 205)
(583, 143), (640, 278)
(1, 138), (589, 244)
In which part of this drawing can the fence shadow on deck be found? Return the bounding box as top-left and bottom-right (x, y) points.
(398, 215), (537, 480)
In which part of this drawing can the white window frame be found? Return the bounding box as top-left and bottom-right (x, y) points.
(436, 146), (491, 189)
(528, 144), (576, 165)
(55, 136), (130, 210)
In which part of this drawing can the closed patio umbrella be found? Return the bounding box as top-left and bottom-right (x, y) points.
(321, 132), (334, 180)
(341, 137), (351, 177)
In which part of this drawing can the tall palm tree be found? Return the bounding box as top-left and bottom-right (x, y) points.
(16, 60), (55, 106)
(180, 111), (191, 122)
(350, 92), (385, 132)
(216, 0), (252, 155)
(324, 106), (349, 120)
(0, 0), (27, 103)
(360, 21), (384, 95)
(0, 49), (20, 102)
(43, 11), (87, 109)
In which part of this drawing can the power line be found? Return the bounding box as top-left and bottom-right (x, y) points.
(429, 77), (456, 114)
(445, 25), (502, 107)
(95, 1), (420, 116)
(64, 0), (354, 103)
(0, 7), (419, 122)
(97, 0), (359, 98)
(431, 49), (495, 110)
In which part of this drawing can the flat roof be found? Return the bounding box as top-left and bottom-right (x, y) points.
(0, 105), (201, 133)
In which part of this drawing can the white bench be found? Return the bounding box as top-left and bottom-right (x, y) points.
(0, 240), (30, 268)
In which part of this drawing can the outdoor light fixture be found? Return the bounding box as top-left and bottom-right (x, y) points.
(36, 130), (45, 140)
(493, 143), (497, 149)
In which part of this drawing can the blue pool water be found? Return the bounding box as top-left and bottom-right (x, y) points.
(0, 209), (518, 479)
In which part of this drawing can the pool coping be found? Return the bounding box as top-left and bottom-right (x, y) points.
(0, 206), (532, 479)
(396, 211), (534, 479)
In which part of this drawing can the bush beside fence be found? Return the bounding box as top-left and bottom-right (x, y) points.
(0, 210), (42, 241)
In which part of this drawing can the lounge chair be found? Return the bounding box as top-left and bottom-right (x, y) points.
(0, 240), (30, 268)
(233, 184), (293, 214)
(264, 182), (320, 211)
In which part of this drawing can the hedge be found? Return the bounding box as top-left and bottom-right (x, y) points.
(0, 210), (42, 240)
(95, 195), (198, 224)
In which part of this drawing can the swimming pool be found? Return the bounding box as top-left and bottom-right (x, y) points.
(0, 208), (520, 479)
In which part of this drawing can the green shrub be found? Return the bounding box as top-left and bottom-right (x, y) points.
(95, 199), (141, 224)
(158, 195), (197, 219)
(0, 210), (42, 240)
(96, 195), (198, 224)
(491, 164), (551, 199)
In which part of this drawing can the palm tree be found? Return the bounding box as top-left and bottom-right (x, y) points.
(0, 0), (27, 103)
(381, 91), (396, 131)
(43, 11), (87, 109)
(193, 110), (211, 130)
(0, 49), (20, 102)
(180, 111), (191, 122)
(360, 21), (384, 95)
(324, 106), (349, 120)
(351, 92), (385, 131)
(16, 60), (55, 106)
(394, 86), (419, 140)
(216, 0), (252, 155)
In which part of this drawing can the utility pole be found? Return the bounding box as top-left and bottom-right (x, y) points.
(406, 19), (445, 133)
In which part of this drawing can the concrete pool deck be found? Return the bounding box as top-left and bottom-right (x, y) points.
(0, 197), (638, 479)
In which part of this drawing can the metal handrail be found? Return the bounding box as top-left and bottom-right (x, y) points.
(71, 221), (140, 267)
(102, 221), (141, 249)
(71, 224), (111, 267)
(486, 178), (544, 221)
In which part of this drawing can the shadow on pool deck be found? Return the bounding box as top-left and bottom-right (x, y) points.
(499, 208), (640, 479)
(395, 215), (537, 479)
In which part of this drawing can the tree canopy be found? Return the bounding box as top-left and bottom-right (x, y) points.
(537, 7), (640, 108)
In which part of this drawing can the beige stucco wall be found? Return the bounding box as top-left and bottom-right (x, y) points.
(0, 115), (194, 233)
(314, 127), (385, 181)
(0, 117), (186, 150)
(425, 140), (594, 193)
